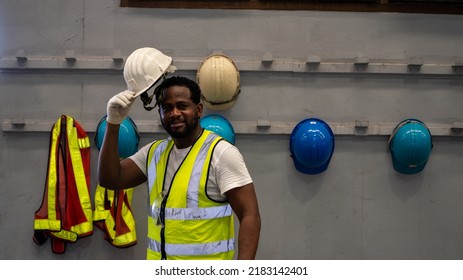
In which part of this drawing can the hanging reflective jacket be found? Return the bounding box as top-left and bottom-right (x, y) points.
(92, 115), (138, 248)
(146, 130), (235, 260)
(33, 115), (93, 254)
(93, 185), (137, 247)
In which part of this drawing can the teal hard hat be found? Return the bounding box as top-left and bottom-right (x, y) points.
(290, 118), (335, 174)
(388, 119), (432, 174)
(200, 114), (235, 144)
(95, 116), (140, 158)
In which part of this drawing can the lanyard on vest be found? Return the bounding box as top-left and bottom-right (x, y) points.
(33, 115), (93, 254)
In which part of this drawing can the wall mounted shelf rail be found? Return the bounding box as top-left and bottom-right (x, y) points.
(3, 118), (463, 138)
(2, 51), (463, 77)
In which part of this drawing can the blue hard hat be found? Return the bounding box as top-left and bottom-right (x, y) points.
(290, 118), (335, 174)
(95, 116), (140, 158)
(200, 114), (235, 144)
(389, 119), (432, 174)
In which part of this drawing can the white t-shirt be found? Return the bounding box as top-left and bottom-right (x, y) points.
(129, 139), (253, 202)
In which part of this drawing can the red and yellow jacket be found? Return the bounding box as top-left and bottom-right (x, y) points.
(33, 115), (93, 254)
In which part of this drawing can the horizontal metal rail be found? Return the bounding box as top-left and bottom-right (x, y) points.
(3, 118), (463, 138)
(1, 52), (463, 77)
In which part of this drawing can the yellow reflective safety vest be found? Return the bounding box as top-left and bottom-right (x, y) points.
(33, 115), (93, 254)
(93, 184), (137, 247)
(146, 130), (235, 260)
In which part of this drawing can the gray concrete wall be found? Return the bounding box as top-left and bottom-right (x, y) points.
(1, 0), (463, 260)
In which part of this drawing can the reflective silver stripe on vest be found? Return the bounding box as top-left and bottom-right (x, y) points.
(187, 133), (217, 208)
(148, 237), (235, 256)
(149, 204), (232, 220)
(148, 140), (169, 194)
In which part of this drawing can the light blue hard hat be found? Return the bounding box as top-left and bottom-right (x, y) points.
(389, 119), (432, 174)
(95, 116), (140, 158)
(290, 118), (335, 174)
(200, 114), (235, 144)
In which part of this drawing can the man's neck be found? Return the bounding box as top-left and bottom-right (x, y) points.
(173, 128), (203, 149)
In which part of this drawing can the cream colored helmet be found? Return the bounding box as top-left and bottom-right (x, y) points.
(123, 47), (177, 98)
(196, 54), (241, 110)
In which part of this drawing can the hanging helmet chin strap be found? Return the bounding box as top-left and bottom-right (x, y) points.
(140, 91), (156, 111)
(388, 119), (433, 149)
(140, 75), (166, 111)
(388, 119), (412, 146)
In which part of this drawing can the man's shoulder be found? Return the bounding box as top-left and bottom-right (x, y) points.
(213, 139), (245, 162)
(214, 138), (236, 151)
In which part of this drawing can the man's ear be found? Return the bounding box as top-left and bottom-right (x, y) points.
(197, 102), (203, 117)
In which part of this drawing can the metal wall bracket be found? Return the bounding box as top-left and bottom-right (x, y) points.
(354, 120), (369, 136)
(452, 60), (463, 74)
(15, 49), (27, 62)
(262, 52), (273, 64)
(306, 55), (321, 71)
(451, 122), (463, 136)
(256, 119), (271, 130)
(65, 50), (77, 62)
(112, 50), (124, 69)
(407, 57), (423, 73)
(306, 55), (321, 65)
(354, 56), (369, 72)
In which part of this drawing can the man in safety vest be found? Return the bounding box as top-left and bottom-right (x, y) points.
(98, 76), (261, 260)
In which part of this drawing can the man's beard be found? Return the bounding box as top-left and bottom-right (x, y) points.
(162, 115), (200, 139)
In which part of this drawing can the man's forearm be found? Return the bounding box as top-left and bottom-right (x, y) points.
(97, 123), (122, 188)
(237, 214), (261, 260)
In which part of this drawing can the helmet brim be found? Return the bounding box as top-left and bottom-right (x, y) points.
(132, 77), (160, 98)
(128, 63), (177, 98)
(292, 157), (331, 175)
(391, 154), (428, 175)
(203, 100), (237, 111)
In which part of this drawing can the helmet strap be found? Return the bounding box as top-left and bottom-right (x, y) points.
(140, 75), (167, 111)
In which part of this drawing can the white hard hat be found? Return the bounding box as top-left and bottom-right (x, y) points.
(196, 54), (241, 111)
(123, 47), (177, 98)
